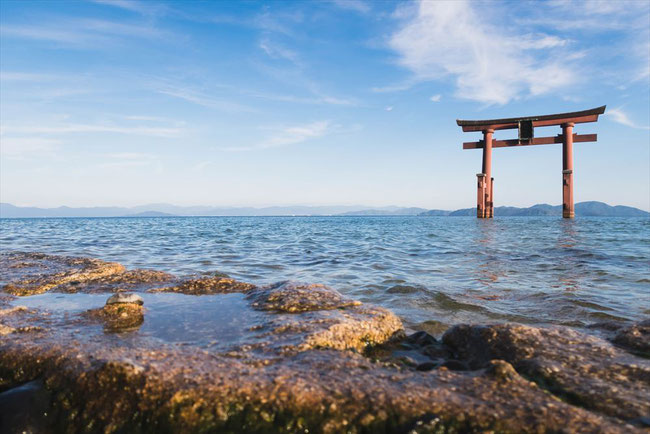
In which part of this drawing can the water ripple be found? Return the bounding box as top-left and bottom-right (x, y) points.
(1, 216), (648, 330)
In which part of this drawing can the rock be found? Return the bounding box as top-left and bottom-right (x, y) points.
(0, 380), (52, 433)
(0, 324), (16, 336)
(443, 323), (650, 423)
(106, 293), (144, 306)
(55, 268), (175, 294)
(150, 276), (255, 295)
(612, 320), (650, 357)
(248, 281), (361, 313)
(1, 251), (648, 433)
(1, 252), (124, 296)
(83, 303), (144, 331)
(0, 306), (27, 316)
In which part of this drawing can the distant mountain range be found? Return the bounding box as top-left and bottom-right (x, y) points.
(419, 201), (649, 217)
(0, 201), (647, 218)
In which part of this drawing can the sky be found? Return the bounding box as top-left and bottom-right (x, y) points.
(1, 0), (649, 210)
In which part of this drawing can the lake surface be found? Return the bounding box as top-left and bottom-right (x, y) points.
(1, 216), (648, 332)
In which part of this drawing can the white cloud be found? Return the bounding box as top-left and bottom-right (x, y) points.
(387, 1), (575, 104)
(429, 94), (441, 102)
(330, 0), (370, 14)
(222, 121), (331, 151)
(606, 108), (650, 130)
(385, 106), (393, 111)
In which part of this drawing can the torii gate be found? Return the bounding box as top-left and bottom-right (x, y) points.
(457, 106), (606, 219)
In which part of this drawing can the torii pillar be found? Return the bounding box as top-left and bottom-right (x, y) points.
(477, 129), (493, 218)
(457, 106), (605, 219)
(562, 122), (574, 218)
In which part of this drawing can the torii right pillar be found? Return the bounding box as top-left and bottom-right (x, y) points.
(562, 122), (575, 218)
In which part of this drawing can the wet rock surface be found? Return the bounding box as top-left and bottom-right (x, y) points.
(611, 319), (650, 357)
(1, 251), (648, 433)
(1, 252), (125, 296)
(150, 276), (256, 295)
(55, 268), (175, 293)
(84, 302), (145, 331)
(443, 323), (650, 424)
(248, 281), (362, 313)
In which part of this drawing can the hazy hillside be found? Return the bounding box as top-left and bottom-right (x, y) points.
(2, 201), (647, 218)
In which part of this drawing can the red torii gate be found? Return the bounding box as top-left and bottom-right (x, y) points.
(457, 106), (606, 219)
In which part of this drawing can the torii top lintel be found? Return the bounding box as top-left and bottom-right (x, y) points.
(456, 105), (606, 132)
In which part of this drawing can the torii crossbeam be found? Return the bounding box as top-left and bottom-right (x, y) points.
(457, 105), (606, 218)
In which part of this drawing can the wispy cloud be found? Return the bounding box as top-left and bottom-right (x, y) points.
(387, 1), (574, 105)
(90, 0), (169, 16)
(2, 123), (183, 137)
(0, 71), (60, 82)
(0, 137), (60, 159)
(0, 18), (165, 47)
(249, 90), (356, 106)
(98, 151), (163, 171)
(330, 0), (370, 14)
(259, 38), (300, 64)
(606, 108), (650, 130)
(221, 121), (331, 151)
(157, 86), (254, 112)
(429, 94), (441, 102)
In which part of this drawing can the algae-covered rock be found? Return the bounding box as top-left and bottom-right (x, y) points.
(1, 252), (125, 296)
(83, 303), (144, 331)
(150, 276), (255, 295)
(612, 319), (650, 357)
(0, 324), (16, 336)
(248, 281), (361, 313)
(55, 268), (175, 294)
(442, 323), (650, 423)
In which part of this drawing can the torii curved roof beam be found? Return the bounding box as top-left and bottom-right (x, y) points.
(456, 105), (606, 132)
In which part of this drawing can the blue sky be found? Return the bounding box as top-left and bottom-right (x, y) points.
(1, 0), (649, 210)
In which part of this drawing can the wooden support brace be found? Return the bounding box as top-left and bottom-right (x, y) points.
(463, 134), (597, 150)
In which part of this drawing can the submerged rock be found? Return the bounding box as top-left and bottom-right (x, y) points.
(248, 281), (361, 313)
(150, 276), (256, 295)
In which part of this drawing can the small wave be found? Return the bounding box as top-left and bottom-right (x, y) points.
(386, 285), (424, 295)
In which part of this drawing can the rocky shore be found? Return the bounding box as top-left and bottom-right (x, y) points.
(1, 251), (648, 433)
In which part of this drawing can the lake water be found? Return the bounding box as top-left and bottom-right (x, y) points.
(1, 216), (648, 332)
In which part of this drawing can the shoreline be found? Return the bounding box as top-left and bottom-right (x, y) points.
(1, 251), (648, 432)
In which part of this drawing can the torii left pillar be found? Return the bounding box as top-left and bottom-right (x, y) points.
(477, 129), (494, 218)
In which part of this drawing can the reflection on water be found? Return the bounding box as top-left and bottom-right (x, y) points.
(14, 292), (263, 349)
(1, 216), (648, 330)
